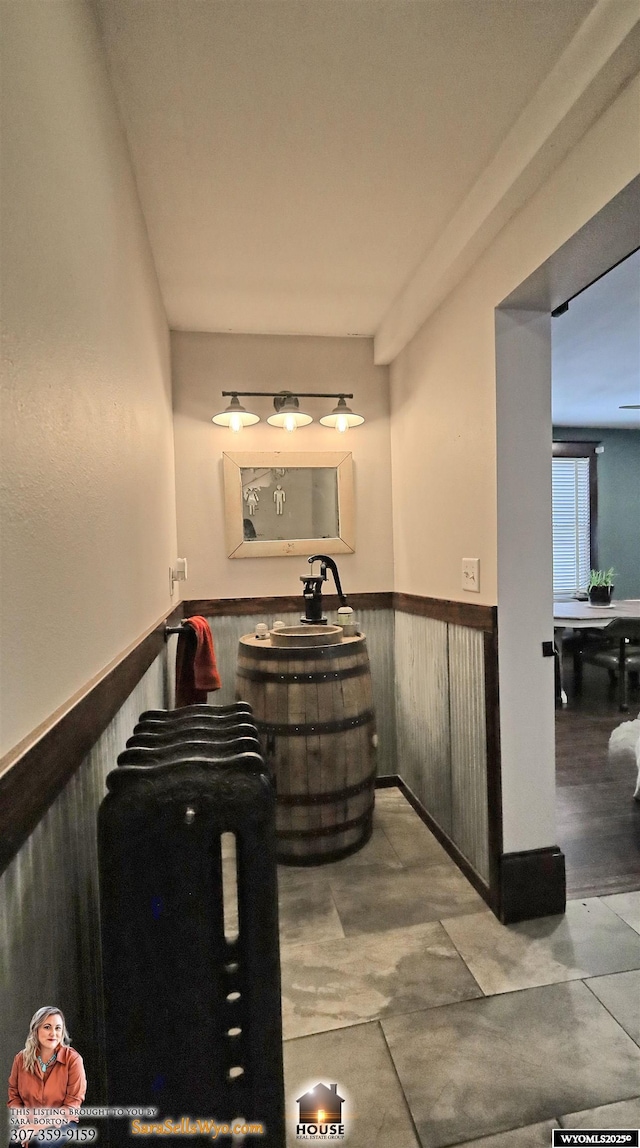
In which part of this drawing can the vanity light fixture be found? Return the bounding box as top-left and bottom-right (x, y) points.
(211, 391), (365, 433)
(266, 391), (313, 431)
(319, 396), (365, 432)
(211, 394), (260, 431)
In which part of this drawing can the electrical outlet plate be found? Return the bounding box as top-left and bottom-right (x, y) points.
(462, 558), (480, 593)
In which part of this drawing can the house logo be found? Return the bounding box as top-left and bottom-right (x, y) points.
(295, 1082), (346, 1141)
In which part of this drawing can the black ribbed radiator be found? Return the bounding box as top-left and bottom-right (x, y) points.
(98, 703), (285, 1147)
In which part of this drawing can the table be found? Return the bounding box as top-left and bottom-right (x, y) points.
(554, 599), (640, 707)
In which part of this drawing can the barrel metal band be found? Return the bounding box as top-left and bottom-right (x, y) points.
(239, 640), (364, 662)
(276, 808), (373, 839)
(277, 770), (376, 806)
(237, 663), (368, 685)
(255, 709), (374, 738)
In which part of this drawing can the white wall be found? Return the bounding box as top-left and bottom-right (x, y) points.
(391, 74), (640, 606)
(390, 75), (640, 850)
(0, 0), (178, 757)
(496, 310), (556, 852)
(390, 287), (498, 605)
(172, 332), (393, 600)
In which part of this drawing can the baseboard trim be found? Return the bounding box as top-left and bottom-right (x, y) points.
(375, 776), (494, 912)
(499, 846), (566, 924)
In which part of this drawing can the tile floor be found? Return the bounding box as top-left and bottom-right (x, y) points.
(278, 787), (640, 1147)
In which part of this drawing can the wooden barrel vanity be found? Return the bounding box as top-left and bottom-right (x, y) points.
(236, 629), (376, 864)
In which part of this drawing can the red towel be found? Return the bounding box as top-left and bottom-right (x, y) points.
(175, 616), (221, 707)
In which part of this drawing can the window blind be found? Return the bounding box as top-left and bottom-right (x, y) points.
(552, 457), (590, 596)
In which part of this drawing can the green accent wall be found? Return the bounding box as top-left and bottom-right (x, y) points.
(553, 427), (640, 599)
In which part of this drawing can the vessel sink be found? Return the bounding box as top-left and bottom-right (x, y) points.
(269, 624), (343, 647)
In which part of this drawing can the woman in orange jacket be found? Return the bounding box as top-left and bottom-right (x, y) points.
(7, 1006), (86, 1140)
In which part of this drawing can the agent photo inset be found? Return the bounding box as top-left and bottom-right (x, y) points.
(7, 1007), (86, 1143)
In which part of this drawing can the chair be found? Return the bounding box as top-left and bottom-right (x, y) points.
(574, 619), (640, 711)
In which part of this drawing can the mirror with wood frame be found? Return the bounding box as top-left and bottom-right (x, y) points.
(222, 451), (355, 558)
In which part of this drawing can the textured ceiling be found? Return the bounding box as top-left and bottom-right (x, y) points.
(96, 0), (600, 338)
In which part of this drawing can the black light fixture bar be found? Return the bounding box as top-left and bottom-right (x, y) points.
(221, 391), (354, 399)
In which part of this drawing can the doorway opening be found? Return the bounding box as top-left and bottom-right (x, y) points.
(551, 249), (640, 897)
(495, 175), (640, 906)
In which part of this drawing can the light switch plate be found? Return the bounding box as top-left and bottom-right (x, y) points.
(171, 557), (188, 583)
(462, 558), (480, 592)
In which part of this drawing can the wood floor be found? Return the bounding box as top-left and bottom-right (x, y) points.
(556, 658), (640, 899)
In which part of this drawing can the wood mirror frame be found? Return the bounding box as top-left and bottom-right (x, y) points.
(223, 450), (355, 558)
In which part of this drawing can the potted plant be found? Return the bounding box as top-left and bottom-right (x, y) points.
(587, 568), (615, 605)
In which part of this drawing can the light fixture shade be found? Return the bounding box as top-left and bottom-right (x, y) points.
(319, 397), (365, 431)
(212, 395), (260, 430)
(266, 392), (313, 430)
